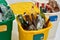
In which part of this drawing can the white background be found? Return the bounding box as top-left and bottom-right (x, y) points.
(5, 0), (60, 40)
(6, 0), (60, 4)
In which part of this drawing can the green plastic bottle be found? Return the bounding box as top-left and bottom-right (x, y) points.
(40, 7), (45, 20)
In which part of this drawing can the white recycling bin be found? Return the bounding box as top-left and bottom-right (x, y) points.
(44, 12), (60, 40)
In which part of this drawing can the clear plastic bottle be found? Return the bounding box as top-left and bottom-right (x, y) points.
(0, 13), (2, 22)
(0, 4), (8, 14)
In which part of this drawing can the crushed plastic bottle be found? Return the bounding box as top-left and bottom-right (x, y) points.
(0, 13), (2, 22)
(0, 4), (8, 14)
(36, 14), (45, 29)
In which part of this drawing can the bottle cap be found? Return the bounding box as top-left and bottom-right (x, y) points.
(41, 3), (45, 8)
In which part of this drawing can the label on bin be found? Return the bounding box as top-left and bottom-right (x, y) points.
(33, 34), (44, 40)
(49, 15), (58, 22)
(0, 25), (7, 32)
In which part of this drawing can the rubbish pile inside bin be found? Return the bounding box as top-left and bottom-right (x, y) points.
(17, 6), (50, 30)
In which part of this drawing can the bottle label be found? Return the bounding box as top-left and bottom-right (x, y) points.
(0, 25), (7, 32)
(49, 15), (58, 22)
(33, 34), (44, 40)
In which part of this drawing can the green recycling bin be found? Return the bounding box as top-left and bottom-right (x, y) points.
(0, 0), (15, 40)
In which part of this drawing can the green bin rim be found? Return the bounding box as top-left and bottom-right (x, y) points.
(0, 0), (7, 6)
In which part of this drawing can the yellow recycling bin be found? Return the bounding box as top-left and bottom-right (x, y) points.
(10, 2), (52, 40)
(17, 19), (52, 40)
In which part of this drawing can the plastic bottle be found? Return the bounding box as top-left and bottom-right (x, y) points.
(24, 14), (36, 30)
(43, 18), (50, 28)
(40, 7), (45, 20)
(31, 14), (36, 28)
(41, 3), (47, 13)
(0, 7), (3, 22)
(36, 13), (44, 29)
(0, 4), (7, 14)
(18, 15), (29, 30)
(0, 13), (2, 22)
